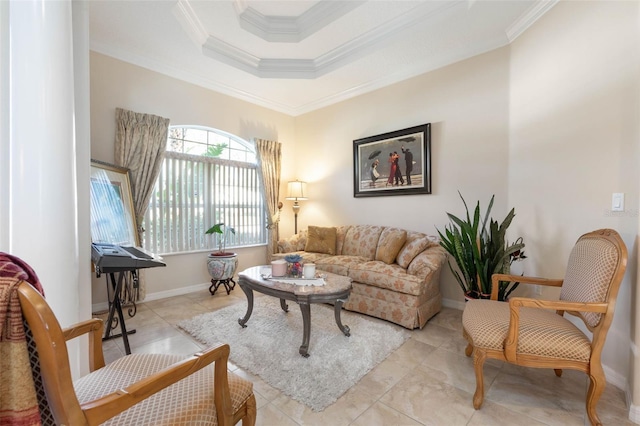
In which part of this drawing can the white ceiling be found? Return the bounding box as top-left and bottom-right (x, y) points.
(89, 0), (557, 116)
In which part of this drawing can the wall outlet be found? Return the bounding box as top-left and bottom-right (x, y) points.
(535, 285), (543, 296)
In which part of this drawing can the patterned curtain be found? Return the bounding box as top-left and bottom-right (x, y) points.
(115, 108), (170, 300)
(255, 139), (282, 262)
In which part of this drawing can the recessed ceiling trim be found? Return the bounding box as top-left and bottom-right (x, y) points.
(203, 36), (317, 78)
(91, 0), (557, 117)
(90, 40), (296, 115)
(198, 0), (463, 79)
(173, 0), (208, 45)
(506, 0), (558, 42)
(90, 28), (512, 118)
(202, 36), (262, 71)
(294, 33), (513, 116)
(234, 0), (366, 43)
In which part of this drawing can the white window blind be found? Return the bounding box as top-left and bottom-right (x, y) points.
(143, 128), (266, 255)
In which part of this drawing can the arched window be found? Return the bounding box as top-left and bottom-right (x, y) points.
(143, 126), (266, 254)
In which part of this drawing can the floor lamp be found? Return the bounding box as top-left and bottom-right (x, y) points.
(286, 180), (308, 234)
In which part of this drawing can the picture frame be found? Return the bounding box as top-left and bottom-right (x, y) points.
(353, 123), (431, 197)
(90, 159), (139, 246)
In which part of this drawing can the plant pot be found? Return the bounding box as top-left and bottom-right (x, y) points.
(207, 253), (238, 281)
(464, 291), (496, 302)
(464, 291), (479, 302)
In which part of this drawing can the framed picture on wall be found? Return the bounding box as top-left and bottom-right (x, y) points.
(353, 123), (431, 197)
(90, 159), (139, 246)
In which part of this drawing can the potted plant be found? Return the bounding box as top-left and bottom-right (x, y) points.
(205, 222), (238, 295)
(437, 193), (526, 301)
(205, 222), (236, 256)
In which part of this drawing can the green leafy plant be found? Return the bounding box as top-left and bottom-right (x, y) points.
(205, 222), (236, 255)
(437, 193), (526, 301)
(204, 143), (227, 158)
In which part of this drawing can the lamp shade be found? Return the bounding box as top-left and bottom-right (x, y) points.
(286, 180), (308, 201)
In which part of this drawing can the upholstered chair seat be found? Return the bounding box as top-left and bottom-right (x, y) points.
(74, 354), (255, 425)
(0, 251), (256, 426)
(463, 300), (592, 361)
(462, 229), (627, 426)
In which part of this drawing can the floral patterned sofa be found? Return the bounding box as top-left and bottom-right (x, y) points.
(274, 225), (447, 329)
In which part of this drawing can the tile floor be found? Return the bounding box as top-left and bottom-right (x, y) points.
(97, 289), (633, 426)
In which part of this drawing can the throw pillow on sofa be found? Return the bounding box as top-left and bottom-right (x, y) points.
(375, 228), (407, 264)
(396, 233), (434, 268)
(305, 226), (337, 255)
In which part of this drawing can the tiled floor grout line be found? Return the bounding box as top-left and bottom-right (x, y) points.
(96, 291), (632, 426)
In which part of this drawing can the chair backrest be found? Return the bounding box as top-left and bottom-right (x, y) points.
(23, 318), (57, 425)
(560, 229), (627, 329)
(18, 281), (87, 425)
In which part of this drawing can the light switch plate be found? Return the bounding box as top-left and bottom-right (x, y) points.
(612, 193), (625, 212)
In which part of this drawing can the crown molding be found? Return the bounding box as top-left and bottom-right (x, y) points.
(89, 41), (296, 115)
(91, 29), (508, 118)
(173, 0), (208, 46)
(93, 0), (557, 117)
(506, 0), (558, 42)
(197, 1), (462, 79)
(293, 33), (509, 116)
(234, 0), (365, 43)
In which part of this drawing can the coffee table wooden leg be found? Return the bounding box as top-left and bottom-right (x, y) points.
(334, 299), (350, 336)
(280, 298), (289, 312)
(238, 285), (254, 328)
(299, 303), (311, 357)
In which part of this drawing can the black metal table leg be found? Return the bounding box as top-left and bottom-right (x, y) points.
(103, 272), (136, 355)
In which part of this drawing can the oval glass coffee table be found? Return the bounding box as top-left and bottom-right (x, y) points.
(237, 266), (352, 357)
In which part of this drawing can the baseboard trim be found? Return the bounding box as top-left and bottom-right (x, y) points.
(603, 364), (628, 396)
(442, 297), (465, 311)
(92, 282), (210, 313)
(629, 402), (640, 424)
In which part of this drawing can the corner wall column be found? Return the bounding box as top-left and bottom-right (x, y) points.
(3, 0), (89, 376)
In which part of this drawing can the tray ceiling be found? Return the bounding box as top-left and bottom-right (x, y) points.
(89, 0), (557, 116)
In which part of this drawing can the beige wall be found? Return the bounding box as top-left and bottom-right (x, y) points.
(508, 0), (639, 409)
(89, 52), (296, 305)
(294, 46), (512, 303)
(89, 0), (639, 413)
(292, 0), (640, 406)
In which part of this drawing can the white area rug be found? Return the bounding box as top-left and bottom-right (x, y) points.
(178, 297), (410, 411)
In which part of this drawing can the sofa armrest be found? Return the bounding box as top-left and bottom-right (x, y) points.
(277, 234), (298, 253)
(277, 229), (308, 253)
(407, 245), (447, 279)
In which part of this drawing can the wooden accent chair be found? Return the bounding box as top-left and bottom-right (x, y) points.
(17, 281), (257, 426)
(462, 229), (627, 426)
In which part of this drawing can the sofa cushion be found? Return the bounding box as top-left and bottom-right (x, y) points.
(396, 232), (436, 268)
(315, 255), (369, 276)
(341, 225), (384, 260)
(272, 252), (333, 264)
(296, 229), (308, 251)
(305, 226), (337, 254)
(278, 231), (309, 253)
(335, 225), (351, 255)
(348, 261), (425, 296)
(375, 228), (407, 264)
(277, 236), (299, 253)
